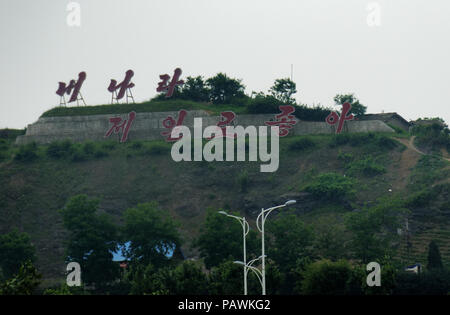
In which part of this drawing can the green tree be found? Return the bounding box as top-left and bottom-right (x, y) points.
(299, 259), (357, 295)
(345, 197), (406, 263)
(122, 202), (181, 268)
(170, 260), (209, 295)
(246, 94), (282, 114)
(14, 142), (38, 162)
(313, 217), (347, 261)
(266, 212), (313, 294)
(194, 208), (259, 269)
(60, 195), (119, 287)
(208, 261), (243, 295)
(127, 261), (208, 295)
(0, 229), (36, 279)
(427, 240), (443, 270)
(269, 78), (297, 104)
(412, 119), (450, 153)
(266, 212), (313, 274)
(206, 73), (245, 104)
(0, 260), (41, 295)
(125, 263), (163, 295)
(180, 76), (210, 102)
(334, 94), (367, 117)
(394, 269), (450, 295)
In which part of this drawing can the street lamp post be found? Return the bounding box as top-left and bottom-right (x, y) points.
(218, 211), (250, 295)
(234, 255), (265, 294)
(256, 200), (296, 295)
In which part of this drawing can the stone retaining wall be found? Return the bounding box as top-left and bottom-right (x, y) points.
(16, 110), (394, 145)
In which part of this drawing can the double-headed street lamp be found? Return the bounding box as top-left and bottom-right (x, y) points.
(220, 199), (296, 296)
(256, 200), (296, 295)
(234, 255), (265, 294)
(218, 211), (250, 295)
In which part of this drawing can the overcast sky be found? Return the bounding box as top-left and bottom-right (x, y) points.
(1, 0), (449, 129)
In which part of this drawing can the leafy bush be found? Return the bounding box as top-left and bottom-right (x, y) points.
(14, 142), (38, 162)
(129, 141), (143, 150)
(70, 148), (87, 162)
(0, 139), (8, 151)
(0, 129), (25, 141)
(348, 133), (377, 146)
(0, 229), (36, 279)
(0, 261), (41, 295)
(46, 140), (74, 159)
(144, 142), (170, 155)
(337, 151), (354, 163)
(127, 261), (208, 295)
(329, 133), (397, 151)
(101, 141), (117, 151)
(208, 261), (243, 295)
(246, 95), (282, 114)
(299, 259), (359, 295)
(346, 156), (386, 176)
(82, 142), (96, 155)
(412, 120), (450, 153)
(374, 135), (398, 150)
(394, 270), (450, 295)
(293, 104), (332, 121)
(288, 137), (316, 151)
(408, 155), (448, 191)
(329, 133), (352, 147)
(0, 139), (10, 162)
(93, 149), (108, 158)
(304, 172), (356, 201)
(405, 189), (437, 208)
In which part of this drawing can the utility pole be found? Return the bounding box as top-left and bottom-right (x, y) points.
(406, 218), (411, 263)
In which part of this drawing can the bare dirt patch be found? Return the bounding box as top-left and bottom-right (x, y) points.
(389, 138), (421, 190)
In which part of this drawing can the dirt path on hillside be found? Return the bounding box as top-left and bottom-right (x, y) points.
(396, 136), (425, 155)
(390, 137), (421, 190)
(388, 136), (450, 190)
(395, 136), (450, 162)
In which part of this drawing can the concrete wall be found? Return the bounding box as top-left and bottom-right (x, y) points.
(15, 110), (394, 145)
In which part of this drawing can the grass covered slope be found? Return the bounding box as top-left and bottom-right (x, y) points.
(40, 97), (333, 122)
(41, 100), (249, 118)
(0, 130), (449, 286)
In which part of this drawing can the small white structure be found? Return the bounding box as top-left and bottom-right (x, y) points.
(405, 263), (421, 274)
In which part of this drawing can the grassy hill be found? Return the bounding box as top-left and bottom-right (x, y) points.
(0, 108), (449, 287)
(40, 100), (248, 118)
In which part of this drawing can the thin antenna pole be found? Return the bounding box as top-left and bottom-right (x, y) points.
(406, 218), (411, 263)
(291, 64), (293, 81)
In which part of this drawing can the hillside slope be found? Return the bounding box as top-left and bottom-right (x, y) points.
(0, 131), (449, 286)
